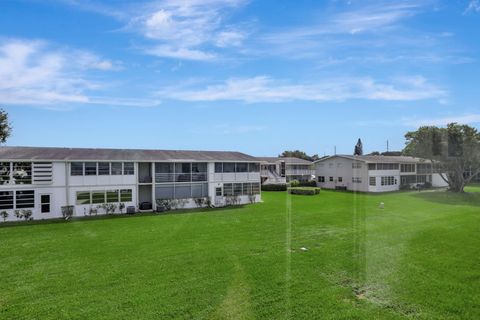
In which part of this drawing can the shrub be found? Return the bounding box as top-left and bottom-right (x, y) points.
(288, 187), (321, 195)
(289, 180), (300, 187)
(298, 180), (317, 187)
(262, 184), (287, 191)
(0, 210), (8, 222)
(61, 206), (74, 220)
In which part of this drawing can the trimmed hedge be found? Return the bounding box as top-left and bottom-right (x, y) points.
(262, 184), (287, 191)
(287, 187), (321, 195)
(298, 180), (317, 187)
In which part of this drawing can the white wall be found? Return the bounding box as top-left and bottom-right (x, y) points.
(315, 157), (369, 192)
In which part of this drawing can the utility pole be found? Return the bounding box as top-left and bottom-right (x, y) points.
(386, 140), (389, 152)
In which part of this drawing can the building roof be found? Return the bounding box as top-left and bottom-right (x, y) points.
(314, 154), (431, 164)
(257, 157), (313, 165)
(0, 146), (259, 162)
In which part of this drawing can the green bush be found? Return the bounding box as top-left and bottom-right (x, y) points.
(289, 180), (300, 187)
(298, 180), (317, 187)
(288, 187), (321, 195)
(261, 184), (287, 191)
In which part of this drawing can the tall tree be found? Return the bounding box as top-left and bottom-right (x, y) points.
(354, 138), (363, 156)
(403, 123), (480, 192)
(0, 109), (12, 143)
(279, 150), (315, 161)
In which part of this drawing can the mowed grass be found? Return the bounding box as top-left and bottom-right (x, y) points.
(1, 189), (479, 319)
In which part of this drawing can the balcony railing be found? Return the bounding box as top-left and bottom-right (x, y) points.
(285, 169), (315, 176)
(138, 176), (152, 183)
(155, 173), (207, 183)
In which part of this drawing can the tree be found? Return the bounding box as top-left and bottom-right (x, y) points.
(354, 138), (363, 156)
(0, 109), (12, 143)
(403, 123), (480, 192)
(279, 150), (317, 161)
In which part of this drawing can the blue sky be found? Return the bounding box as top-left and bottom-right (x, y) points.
(1, 0), (479, 156)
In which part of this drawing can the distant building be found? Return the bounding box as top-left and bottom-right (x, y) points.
(314, 155), (448, 192)
(257, 157), (315, 184)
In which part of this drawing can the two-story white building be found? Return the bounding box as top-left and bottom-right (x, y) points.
(0, 146), (261, 221)
(258, 157), (315, 184)
(314, 155), (448, 192)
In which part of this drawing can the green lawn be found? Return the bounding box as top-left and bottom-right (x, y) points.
(1, 189), (479, 319)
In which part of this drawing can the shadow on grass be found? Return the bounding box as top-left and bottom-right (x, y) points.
(0, 204), (250, 229)
(411, 190), (480, 207)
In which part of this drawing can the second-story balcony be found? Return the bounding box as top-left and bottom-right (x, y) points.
(155, 172), (207, 183)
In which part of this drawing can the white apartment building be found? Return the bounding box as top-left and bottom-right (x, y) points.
(0, 147), (261, 221)
(315, 155), (448, 192)
(258, 157), (315, 184)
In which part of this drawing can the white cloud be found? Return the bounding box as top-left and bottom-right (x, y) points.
(0, 38), (156, 107)
(129, 0), (248, 60)
(157, 75), (446, 103)
(403, 114), (480, 127)
(464, 0), (480, 14)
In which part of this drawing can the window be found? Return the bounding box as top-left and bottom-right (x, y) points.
(369, 177), (376, 186)
(235, 163), (248, 173)
(123, 162), (134, 175)
(120, 189), (132, 202)
(41, 194), (51, 213)
(318, 176), (325, 183)
(92, 191), (105, 204)
(71, 162), (84, 176)
(376, 163), (399, 170)
(249, 163), (260, 172)
(106, 190), (119, 203)
(352, 177), (362, 183)
(243, 183), (252, 195)
(368, 163), (376, 170)
(352, 162), (362, 169)
(381, 176), (396, 186)
(76, 191), (91, 205)
(0, 162), (11, 185)
(215, 163), (223, 173)
(175, 184), (191, 199)
(234, 183), (243, 195)
(98, 162), (110, 175)
(85, 162), (97, 176)
(223, 163), (235, 173)
(0, 191), (13, 209)
(13, 162), (32, 184)
(155, 163), (174, 182)
(223, 183), (233, 196)
(252, 183), (260, 194)
(192, 163), (207, 173)
(417, 164), (432, 174)
(401, 164), (415, 173)
(16, 190), (34, 208)
(329, 176), (334, 182)
(338, 177), (343, 182)
(111, 162), (123, 175)
(216, 187), (222, 196)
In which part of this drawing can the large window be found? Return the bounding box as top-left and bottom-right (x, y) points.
(71, 162), (84, 176)
(376, 163), (399, 170)
(98, 162), (110, 175)
(224, 183), (234, 196)
(381, 176), (396, 186)
(120, 189), (133, 202)
(0, 191), (13, 209)
(352, 162), (362, 169)
(0, 162), (10, 185)
(106, 190), (119, 203)
(400, 164), (415, 173)
(352, 177), (362, 183)
(123, 162), (134, 175)
(249, 163), (260, 172)
(155, 163), (174, 183)
(76, 192), (91, 205)
(222, 183), (259, 196)
(417, 164), (432, 174)
(155, 184), (174, 200)
(235, 163), (248, 173)
(85, 162), (97, 176)
(12, 162), (32, 184)
(15, 190), (34, 208)
(111, 162), (123, 175)
(369, 177), (376, 186)
(223, 163), (235, 173)
(215, 163), (223, 173)
(92, 191), (105, 204)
